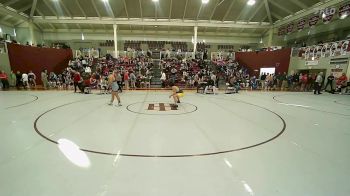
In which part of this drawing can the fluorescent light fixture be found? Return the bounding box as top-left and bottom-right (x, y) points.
(202, 0), (209, 4)
(152, 0), (159, 2)
(13, 28), (16, 37)
(81, 33), (85, 40)
(0, 27), (2, 33)
(322, 13), (326, 18)
(58, 139), (91, 168)
(102, 0), (108, 2)
(203, 39), (206, 43)
(247, 0), (256, 6)
(260, 38), (263, 43)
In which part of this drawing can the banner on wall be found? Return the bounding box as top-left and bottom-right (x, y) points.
(339, 2), (350, 19)
(305, 61), (319, 66)
(322, 7), (336, 24)
(308, 15), (320, 27)
(278, 27), (286, 36)
(297, 19), (306, 31)
(286, 23), (294, 34)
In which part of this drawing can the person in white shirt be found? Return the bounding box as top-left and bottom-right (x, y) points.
(85, 66), (92, 73)
(160, 71), (166, 88)
(22, 72), (29, 89)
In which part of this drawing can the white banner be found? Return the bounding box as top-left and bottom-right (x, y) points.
(305, 61), (319, 66)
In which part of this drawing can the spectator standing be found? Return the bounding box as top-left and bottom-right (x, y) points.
(130, 71), (136, 89)
(9, 70), (16, 87)
(324, 73), (335, 93)
(41, 70), (49, 89)
(314, 72), (323, 95)
(73, 72), (81, 93)
(160, 71), (166, 88)
(123, 71), (129, 90)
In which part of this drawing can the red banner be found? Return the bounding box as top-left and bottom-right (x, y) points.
(287, 23), (294, 33)
(278, 27), (287, 36)
(309, 15), (320, 27)
(339, 2), (350, 19)
(322, 7), (336, 24)
(297, 19), (306, 31)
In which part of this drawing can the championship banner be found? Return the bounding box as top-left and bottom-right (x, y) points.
(339, 2), (350, 19)
(322, 7), (336, 24)
(309, 15), (320, 27)
(287, 23), (294, 34)
(278, 26), (286, 36)
(297, 19), (306, 31)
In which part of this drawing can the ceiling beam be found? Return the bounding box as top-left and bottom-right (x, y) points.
(75, 0), (87, 18)
(271, 12), (283, 20)
(274, 0), (345, 27)
(3, 0), (21, 6)
(43, 0), (58, 19)
(260, 15), (268, 24)
(36, 8), (45, 19)
(33, 17), (271, 29)
(222, 0), (237, 22)
(91, 0), (101, 18)
(17, 4), (32, 13)
(59, 0), (73, 18)
(0, 15), (13, 23)
(42, 28), (262, 37)
(139, 0), (143, 19)
(248, 0), (265, 22)
(123, 0), (129, 19)
(209, 0), (220, 21)
(30, 0), (37, 18)
(196, 5), (203, 21)
(168, 0), (173, 21)
(183, 0), (188, 21)
(36, 8), (55, 30)
(0, 4), (28, 21)
(264, 0), (273, 24)
(0, 20), (15, 27)
(234, 4), (247, 22)
(269, 0), (294, 15)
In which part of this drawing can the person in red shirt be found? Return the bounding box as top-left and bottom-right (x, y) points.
(300, 74), (308, 91)
(123, 71), (129, 90)
(73, 72), (82, 93)
(336, 73), (348, 93)
(0, 70), (9, 90)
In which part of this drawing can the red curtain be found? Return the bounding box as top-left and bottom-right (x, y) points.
(7, 43), (73, 84)
(236, 48), (292, 76)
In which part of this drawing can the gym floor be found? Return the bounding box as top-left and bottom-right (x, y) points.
(0, 91), (349, 196)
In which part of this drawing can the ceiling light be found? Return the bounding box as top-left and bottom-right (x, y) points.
(322, 13), (326, 18)
(81, 33), (85, 41)
(0, 27), (2, 33)
(202, 0), (209, 4)
(102, 0), (108, 2)
(247, 0), (256, 6)
(152, 0), (159, 2)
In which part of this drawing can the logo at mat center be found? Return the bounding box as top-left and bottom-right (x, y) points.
(147, 103), (178, 111)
